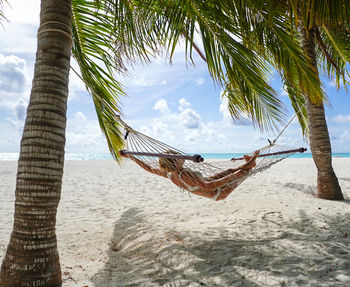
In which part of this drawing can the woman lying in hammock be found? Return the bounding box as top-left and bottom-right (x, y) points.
(119, 149), (260, 201)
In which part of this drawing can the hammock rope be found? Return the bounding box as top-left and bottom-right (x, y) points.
(269, 103), (305, 145)
(116, 112), (307, 198)
(120, 150), (205, 162)
(230, 147), (306, 161)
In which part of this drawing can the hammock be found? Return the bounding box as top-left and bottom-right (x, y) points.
(116, 115), (307, 199)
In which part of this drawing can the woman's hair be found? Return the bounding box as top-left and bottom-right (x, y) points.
(158, 150), (184, 172)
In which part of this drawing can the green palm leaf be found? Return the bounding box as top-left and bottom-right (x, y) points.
(318, 24), (350, 88)
(72, 0), (127, 160)
(109, 0), (287, 129)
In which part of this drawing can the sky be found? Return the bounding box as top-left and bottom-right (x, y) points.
(0, 0), (349, 154)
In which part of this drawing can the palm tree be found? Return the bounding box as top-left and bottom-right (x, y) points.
(0, 0), (72, 285)
(295, 1), (349, 200)
(233, 0), (349, 200)
(298, 24), (344, 200)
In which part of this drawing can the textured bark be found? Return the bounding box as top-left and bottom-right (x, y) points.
(300, 26), (344, 200)
(0, 0), (72, 286)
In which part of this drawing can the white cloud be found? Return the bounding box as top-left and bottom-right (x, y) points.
(74, 111), (87, 121)
(153, 98), (170, 114)
(14, 100), (27, 121)
(0, 54), (31, 152)
(0, 54), (29, 94)
(0, 99), (28, 121)
(153, 97), (202, 130)
(4, 0), (40, 25)
(178, 98), (191, 111)
(65, 112), (108, 153)
(219, 95), (232, 121)
(130, 74), (157, 87)
(195, 77), (205, 85)
(126, 96), (289, 153)
(340, 130), (350, 143)
(0, 0), (40, 54)
(151, 121), (169, 137)
(115, 40), (214, 119)
(329, 127), (350, 152)
(333, 114), (350, 124)
(68, 59), (88, 101)
(180, 109), (201, 129)
(0, 109), (109, 153)
(0, 54), (30, 122)
(0, 121), (23, 152)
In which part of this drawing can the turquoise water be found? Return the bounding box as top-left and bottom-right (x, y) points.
(1, 152), (350, 161)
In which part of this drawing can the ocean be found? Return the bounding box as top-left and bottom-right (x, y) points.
(1, 152), (350, 161)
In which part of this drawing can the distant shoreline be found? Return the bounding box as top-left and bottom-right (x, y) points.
(1, 152), (350, 161)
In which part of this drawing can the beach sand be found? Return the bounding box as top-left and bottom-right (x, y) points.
(0, 158), (349, 286)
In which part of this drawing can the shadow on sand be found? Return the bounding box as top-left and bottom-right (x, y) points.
(92, 208), (350, 287)
(282, 182), (350, 202)
(282, 182), (316, 196)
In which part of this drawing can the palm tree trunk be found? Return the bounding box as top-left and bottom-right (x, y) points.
(0, 0), (72, 286)
(299, 25), (344, 200)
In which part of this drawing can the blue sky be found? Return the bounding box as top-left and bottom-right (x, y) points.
(0, 0), (349, 154)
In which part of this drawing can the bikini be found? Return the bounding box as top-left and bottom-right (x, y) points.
(168, 171), (221, 200)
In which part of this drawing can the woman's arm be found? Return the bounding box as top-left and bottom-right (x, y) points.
(204, 169), (234, 181)
(185, 150), (259, 189)
(195, 169), (248, 190)
(205, 150), (260, 181)
(119, 150), (168, 178)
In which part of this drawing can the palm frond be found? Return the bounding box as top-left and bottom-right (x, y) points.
(72, 0), (127, 160)
(289, 0), (350, 30)
(283, 78), (308, 136)
(120, 0), (286, 130)
(237, 1), (326, 105)
(318, 24), (350, 89)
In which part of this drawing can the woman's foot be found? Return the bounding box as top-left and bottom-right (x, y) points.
(242, 150), (260, 169)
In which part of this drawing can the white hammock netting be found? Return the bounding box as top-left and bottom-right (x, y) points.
(120, 122), (307, 194)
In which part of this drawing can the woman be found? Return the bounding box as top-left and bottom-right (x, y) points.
(119, 149), (260, 201)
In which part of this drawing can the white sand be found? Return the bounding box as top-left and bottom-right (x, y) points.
(0, 158), (350, 286)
